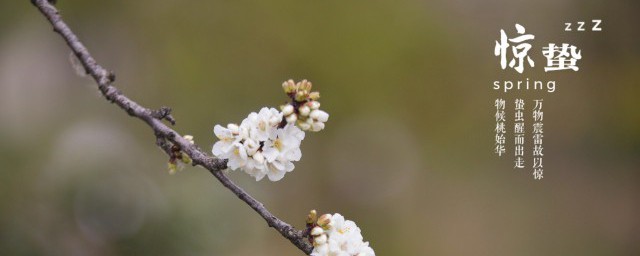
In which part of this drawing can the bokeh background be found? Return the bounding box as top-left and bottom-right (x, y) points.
(1, 0), (639, 255)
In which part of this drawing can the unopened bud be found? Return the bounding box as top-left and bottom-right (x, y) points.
(295, 91), (307, 101)
(301, 80), (312, 91)
(311, 226), (324, 236)
(180, 152), (193, 164)
(309, 91), (320, 100)
(282, 79), (296, 93)
(310, 110), (329, 123)
(282, 104), (294, 116)
(168, 162), (178, 175)
(183, 135), (195, 144)
(297, 121), (311, 131)
(299, 105), (310, 116)
(307, 210), (318, 224)
(286, 113), (298, 123)
(314, 234), (327, 245)
(317, 214), (332, 227)
(308, 101), (320, 110)
(311, 122), (325, 132)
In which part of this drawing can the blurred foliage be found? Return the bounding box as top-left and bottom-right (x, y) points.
(0, 0), (638, 255)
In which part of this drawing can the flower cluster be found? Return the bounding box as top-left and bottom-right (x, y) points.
(307, 210), (375, 256)
(281, 79), (329, 132)
(211, 80), (328, 181)
(212, 107), (305, 181)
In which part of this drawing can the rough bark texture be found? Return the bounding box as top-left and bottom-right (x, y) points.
(31, 0), (313, 254)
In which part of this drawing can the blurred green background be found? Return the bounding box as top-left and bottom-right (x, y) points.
(1, 0), (639, 255)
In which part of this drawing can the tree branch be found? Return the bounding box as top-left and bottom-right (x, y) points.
(30, 0), (313, 254)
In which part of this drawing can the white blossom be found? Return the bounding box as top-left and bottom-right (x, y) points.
(212, 124), (240, 156)
(261, 124), (304, 181)
(212, 108), (305, 181)
(212, 80), (329, 181)
(243, 107), (282, 142)
(310, 213), (375, 256)
(262, 124), (304, 162)
(223, 142), (248, 170)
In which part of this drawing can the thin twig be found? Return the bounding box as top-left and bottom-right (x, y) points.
(30, 0), (313, 254)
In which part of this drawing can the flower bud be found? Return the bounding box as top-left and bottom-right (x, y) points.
(311, 226), (324, 236)
(317, 214), (332, 227)
(298, 79), (312, 92)
(282, 104), (294, 116)
(309, 91), (320, 101)
(314, 234), (327, 245)
(180, 152), (193, 164)
(299, 105), (310, 116)
(307, 210), (318, 224)
(168, 162), (178, 175)
(286, 113), (298, 123)
(310, 110), (329, 122)
(295, 91), (307, 101)
(298, 121), (311, 131)
(311, 122), (325, 132)
(183, 135), (195, 144)
(308, 101), (320, 110)
(282, 79), (296, 93)
(314, 243), (328, 254)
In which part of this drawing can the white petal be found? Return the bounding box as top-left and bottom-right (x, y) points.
(287, 148), (302, 161)
(254, 172), (266, 181)
(267, 167), (286, 181)
(271, 159), (286, 170)
(244, 139), (260, 155)
(253, 151), (265, 163)
(267, 170), (285, 181)
(213, 125), (229, 138)
(211, 141), (227, 156)
(227, 123), (239, 134)
(262, 147), (279, 162)
(284, 161), (295, 172)
(258, 107), (270, 116)
(285, 124), (305, 141)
